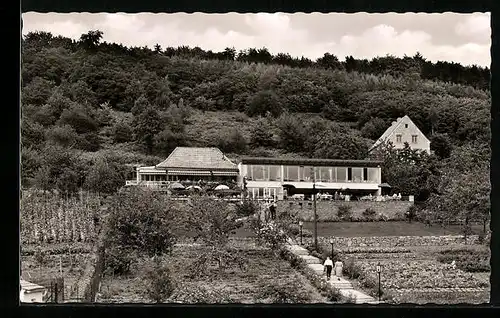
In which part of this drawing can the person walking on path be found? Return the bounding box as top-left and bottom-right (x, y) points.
(323, 257), (334, 280)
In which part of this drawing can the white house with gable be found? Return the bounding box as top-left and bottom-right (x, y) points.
(369, 115), (431, 154)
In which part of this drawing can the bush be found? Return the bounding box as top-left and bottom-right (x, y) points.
(104, 246), (137, 276)
(256, 279), (313, 303)
(363, 207), (377, 218)
(104, 188), (178, 275)
(257, 221), (288, 251)
(360, 274), (378, 289)
(343, 258), (362, 279)
(142, 257), (176, 303)
(170, 284), (233, 303)
(286, 223), (312, 238)
(215, 127), (247, 153)
(34, 247), (49, 265)
(235, 200), (259, 217)
(337, 204), (353, 221)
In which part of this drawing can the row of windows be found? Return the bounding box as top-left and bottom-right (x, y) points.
(140, 174), (234, 182)
(396, 134), (418, 143)
(247, 187), (278, 199)
(246, 165), (379, 183)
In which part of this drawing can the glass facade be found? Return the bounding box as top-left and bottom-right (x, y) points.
(244, 164), (379, 183)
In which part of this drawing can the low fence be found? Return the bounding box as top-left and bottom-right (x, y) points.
(68, 214), (107, 303)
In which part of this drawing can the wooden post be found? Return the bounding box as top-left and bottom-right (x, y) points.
(59, 255), (63, 277)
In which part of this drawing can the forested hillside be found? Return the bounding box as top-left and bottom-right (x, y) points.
(20, 30), (490, 225)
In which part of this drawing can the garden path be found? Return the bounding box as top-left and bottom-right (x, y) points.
(286, 239), (380, 304)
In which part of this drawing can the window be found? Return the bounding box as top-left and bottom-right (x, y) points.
(251, 165), (266, 180)
(269, 165), (281, 181)
(319, 167), (331, 182)
(285, 166), (299, 181)
(352, 168), (363, 182)
(396, 134), (402, 143)
(412, 135), (418, 143)
(302, 166), (313, 181)
(337, 167), (347, 182)
(363, 168), (368, 181)
(367, 168), (379, 182)
(405, 124), (408, 128)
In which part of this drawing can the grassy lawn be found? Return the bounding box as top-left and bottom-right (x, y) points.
(97, 238), (326, 303)
(303, 221), (484, 237)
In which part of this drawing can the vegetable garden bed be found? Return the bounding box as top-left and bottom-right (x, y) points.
(313, 235), (490, 304)
(97, 239), (327, 303)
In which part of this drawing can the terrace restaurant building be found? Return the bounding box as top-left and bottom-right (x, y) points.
(126, 147), (240, 188)
(238, 157), (383, 201)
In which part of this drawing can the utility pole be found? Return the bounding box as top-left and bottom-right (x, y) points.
(312, 167), (318, 250)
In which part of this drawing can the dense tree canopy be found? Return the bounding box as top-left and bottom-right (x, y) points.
(20, 30), (491, 220)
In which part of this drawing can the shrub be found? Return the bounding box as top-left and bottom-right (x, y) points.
(235, 200), (259, 217)
(170, 284), (233, 303)
(34, 247), (49, 265)
(360, 275), (378, 289)
(286, 223), (313, 237)
(363, 207), (377, 218)
(343, 258), (362, 279)
(104, 188), (178, 275)
(142, 257), (176, 303)
(104, 246), (137, 276)
(257, 279), (313, 303)
(337, 204), (353, 221)
(257, 221), (288, 251)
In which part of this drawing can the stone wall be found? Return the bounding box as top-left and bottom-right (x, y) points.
(278, 200), (414, 221)
(318, 235), (480, 248)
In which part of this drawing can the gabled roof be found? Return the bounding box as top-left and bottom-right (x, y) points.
(369, 115), (429, 152)
(156, 147), (239, 171)
(20, 280), (46, 292)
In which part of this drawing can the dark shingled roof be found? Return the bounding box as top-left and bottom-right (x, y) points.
(240, 157), (383, 168)
(156, 147), (239, 171)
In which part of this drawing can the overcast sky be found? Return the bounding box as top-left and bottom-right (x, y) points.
(22, 12), (490, 67)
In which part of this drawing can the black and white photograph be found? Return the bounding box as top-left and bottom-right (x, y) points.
(20, 11), (491, 305)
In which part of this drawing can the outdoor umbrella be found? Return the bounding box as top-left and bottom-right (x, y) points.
(186, 185), (202, 191)
(169, 182), (185, 190)
(214, 184), (230, 190)
(379, 183), (392, 188)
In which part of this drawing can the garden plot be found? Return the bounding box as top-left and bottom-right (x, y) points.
(21, 245), (92, 300)
(336, 241), (490, 304)
(97, 239), (327, 303)
(356, 259), (487, 290)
